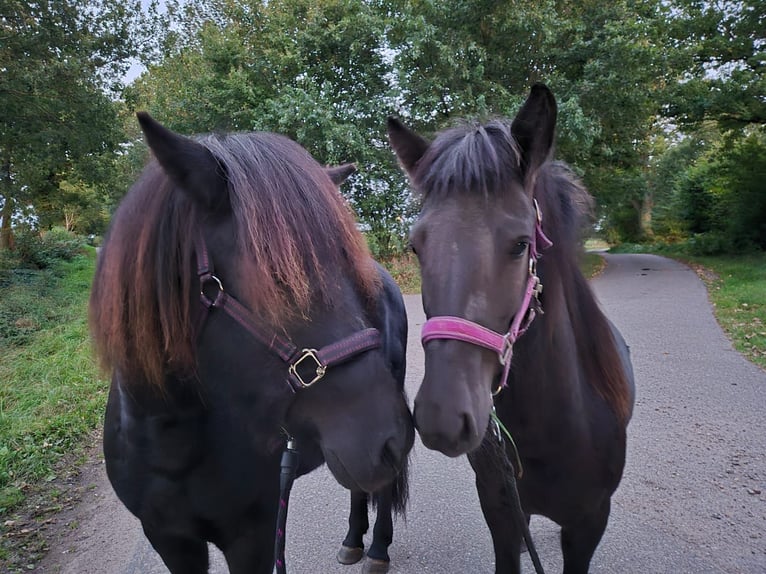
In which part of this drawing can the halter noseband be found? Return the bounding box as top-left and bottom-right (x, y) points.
(420, 199), (553, 395)
(193, 234), (382, 392)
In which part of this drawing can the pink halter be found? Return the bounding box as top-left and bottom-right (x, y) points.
(421, 199), (553, 394)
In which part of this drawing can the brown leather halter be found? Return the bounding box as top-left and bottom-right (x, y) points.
(193, 234), (382, 393)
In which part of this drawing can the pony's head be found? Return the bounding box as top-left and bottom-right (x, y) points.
(388, 85), (557, 456)
(90, 115), (413, 492)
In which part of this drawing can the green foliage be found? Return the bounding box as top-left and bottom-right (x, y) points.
(689, 253), (766, 370)
(0, 252), (104, 517)
(0, 242), (92, 347)
(379, 252), (421, 294)
(0, 0), (163, 244)
(664, 0), (765, 130)
(11, 228), (86, 270)
(122, 0), (415, 254)
(659, 128), (766, 253)
(3, 0), (764, 254)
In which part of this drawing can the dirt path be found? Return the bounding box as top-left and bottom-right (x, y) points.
(35, 253), (766, 573)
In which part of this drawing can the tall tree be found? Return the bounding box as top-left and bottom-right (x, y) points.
(125, 0), (415, 255)
(650, 0), (766, 249)
(387, 0), (668, 240)
(0, 0), (155, 248)
(665, 0), (765, 130)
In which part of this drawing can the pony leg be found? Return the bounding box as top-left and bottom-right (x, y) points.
(363, 489), (394, 573)
(560, 498), (610, 574)
(468, 443), (523, 574)
(222, 520), (280, 574)
(142, 528), (209, 574)
(338, 490), (368, 565)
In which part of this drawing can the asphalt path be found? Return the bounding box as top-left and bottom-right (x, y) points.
(40, 253), (766, 573)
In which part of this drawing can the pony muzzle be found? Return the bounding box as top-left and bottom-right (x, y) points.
(413, 351), (492, 457)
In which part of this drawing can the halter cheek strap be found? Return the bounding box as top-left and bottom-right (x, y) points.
(193, 234), (382, 393)
(420, 199), (553, 394)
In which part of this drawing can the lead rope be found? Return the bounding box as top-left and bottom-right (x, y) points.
(274, 438), (299, 574)
(490, 408), (546, 574)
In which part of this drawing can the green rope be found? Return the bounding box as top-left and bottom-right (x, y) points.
(490, 409), (524, 479)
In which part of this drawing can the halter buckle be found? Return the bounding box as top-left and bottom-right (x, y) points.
(289, 349), (326, 388)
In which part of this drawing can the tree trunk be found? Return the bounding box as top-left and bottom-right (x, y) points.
(1, 155), (14, 251)
(640, 191), (654, 239)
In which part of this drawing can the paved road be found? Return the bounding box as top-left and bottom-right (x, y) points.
(41, 254), (766, 573)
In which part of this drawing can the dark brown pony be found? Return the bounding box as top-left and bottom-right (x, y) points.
(90, 114), (414, 574)
(388, 84), (635, 573)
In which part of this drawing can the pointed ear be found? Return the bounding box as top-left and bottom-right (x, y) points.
(136, 112), (229, 211)
(387, 117), (430, 175)
(510, 84), (557, 181)
(325, 163), (356, 186)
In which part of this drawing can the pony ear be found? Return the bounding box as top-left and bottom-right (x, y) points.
(387, 117), (430, 175)
(136, 112), (229, 211)
(510, 84), (557, 182)
(326, 163), (357, 186)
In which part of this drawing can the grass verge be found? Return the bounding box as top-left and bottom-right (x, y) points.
(678, 253), (765, 370)
(612, 245), (765, 370)
(380, 252), (421, 294)
(0, 250), (106, 571)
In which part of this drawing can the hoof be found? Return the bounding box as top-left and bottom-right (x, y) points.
(337, 545), (364, 565)
(362, 558), (391, 574)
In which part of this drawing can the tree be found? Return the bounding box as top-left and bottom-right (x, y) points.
(387, 0), (669, 241)
(0, 0), (158, 248)
(653, 0), (766, 249)
(124, 0), (415, 255)
(665, 0), (765, 130)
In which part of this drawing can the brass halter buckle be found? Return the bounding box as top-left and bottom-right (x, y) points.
(289, 349), (327, 388)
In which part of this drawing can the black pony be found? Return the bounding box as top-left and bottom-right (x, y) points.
(388, 84), (635, 573)
(89, 114), (414, 573)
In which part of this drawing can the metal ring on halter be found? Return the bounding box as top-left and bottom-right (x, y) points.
(200, 274), (225, 307)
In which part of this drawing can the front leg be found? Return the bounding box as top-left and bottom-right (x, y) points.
(365, 488), (394, 573)
(338, 490), (369, 565)
(468, 437), (524, 574)
(222, 516), (281, 574)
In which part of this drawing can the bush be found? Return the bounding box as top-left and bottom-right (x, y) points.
(686, 232), (734, 255)
(13, 227), (86, 269)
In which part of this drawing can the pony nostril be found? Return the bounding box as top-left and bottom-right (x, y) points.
(460, 413), (477, 444)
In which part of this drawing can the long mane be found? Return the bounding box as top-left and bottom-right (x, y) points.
(89, 131), (378, 386)
(533, 162), (633, 424)
(414, 120), (632, 424)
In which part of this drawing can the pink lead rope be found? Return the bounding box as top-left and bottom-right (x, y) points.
(421, 199), (553, 394)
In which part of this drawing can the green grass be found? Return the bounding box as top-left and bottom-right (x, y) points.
(381, 252), (421, 294)
(677, 253), (766, 370)
(611, 243), (765, 370)
(0, 251), (105, 517)
(580, 252), (607, 278)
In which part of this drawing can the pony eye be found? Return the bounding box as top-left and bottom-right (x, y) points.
(510, 241), (528, 257)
